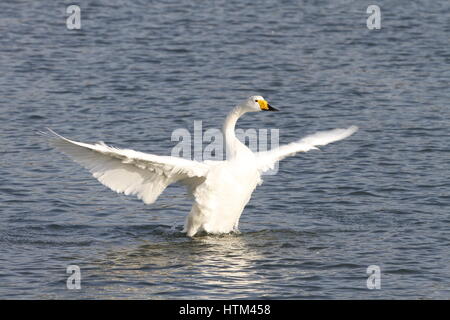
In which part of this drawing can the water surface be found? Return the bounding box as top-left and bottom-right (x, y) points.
(0, 0), (449, 299)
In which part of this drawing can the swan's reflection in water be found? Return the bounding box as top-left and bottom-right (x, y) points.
(89, 232), (269, 299)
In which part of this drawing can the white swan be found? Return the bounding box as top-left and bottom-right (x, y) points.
(48, 96), (357, 237)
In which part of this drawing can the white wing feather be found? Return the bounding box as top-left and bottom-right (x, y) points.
(46, 129), (209, 204)
(256, 126), (358, 173)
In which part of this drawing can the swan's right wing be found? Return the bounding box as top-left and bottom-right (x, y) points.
(46, 129), (209, 204)
(256, 126), (358, 173)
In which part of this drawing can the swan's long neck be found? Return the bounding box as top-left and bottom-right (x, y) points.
(223, 105), (246, 159)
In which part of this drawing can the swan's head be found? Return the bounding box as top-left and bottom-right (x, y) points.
(240, 95), (279, 113)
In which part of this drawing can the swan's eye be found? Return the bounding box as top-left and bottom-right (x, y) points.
(255, 99), (258, 102)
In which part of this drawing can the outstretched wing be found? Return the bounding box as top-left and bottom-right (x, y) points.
(46, 129), (209, 204)
(256, 126), (358, 173)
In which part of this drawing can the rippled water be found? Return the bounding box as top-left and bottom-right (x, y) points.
(1, 0), (449, 299)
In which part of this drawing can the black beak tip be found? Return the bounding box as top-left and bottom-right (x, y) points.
(267, 104), (279, 111)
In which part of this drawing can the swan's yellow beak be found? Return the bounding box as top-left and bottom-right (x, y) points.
(258, 99), (279, 111)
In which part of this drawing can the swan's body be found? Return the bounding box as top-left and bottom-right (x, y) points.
(48, 96), (357, 237)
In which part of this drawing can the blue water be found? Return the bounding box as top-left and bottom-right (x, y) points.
(0, 0), (449, 299)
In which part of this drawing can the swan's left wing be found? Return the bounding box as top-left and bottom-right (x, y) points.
(46, 129), (209, 204)
(256, 126), (358, 173)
